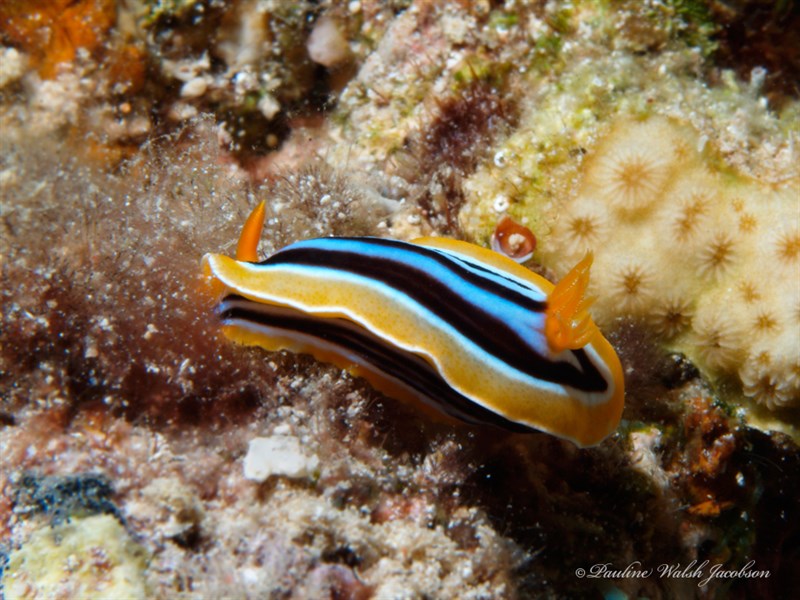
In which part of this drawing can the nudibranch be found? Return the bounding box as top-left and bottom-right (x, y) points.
(201, 202), (625, 447)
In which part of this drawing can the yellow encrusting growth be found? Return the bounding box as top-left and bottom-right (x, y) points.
(2, 515), (149, 599)
(544, 253), (599, 354)
(534, 116), (800, 414)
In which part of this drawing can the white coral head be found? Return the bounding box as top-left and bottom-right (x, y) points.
(773, 225), (800, 267)
(741, 354), (797, 411)
(555, 200), (609, 257)
(585, 118), (677, 213)
(697, 231), (738, 280)
(650, 293), (694, 339)
(608, 260), (655, 315)
(692, 311), (743, 370)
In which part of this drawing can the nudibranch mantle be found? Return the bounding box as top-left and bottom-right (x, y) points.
(202, 206), (624, 447)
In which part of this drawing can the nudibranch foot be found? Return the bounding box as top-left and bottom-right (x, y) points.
(218, 296), (534, 432)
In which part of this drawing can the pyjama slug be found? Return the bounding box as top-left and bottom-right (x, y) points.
(202, 202), (624, 447)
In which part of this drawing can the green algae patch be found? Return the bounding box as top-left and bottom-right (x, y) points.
(3, 514), (150, 599)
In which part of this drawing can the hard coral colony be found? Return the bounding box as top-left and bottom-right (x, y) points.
(542, 117), (800, 412)
(202, 203), (625, 447)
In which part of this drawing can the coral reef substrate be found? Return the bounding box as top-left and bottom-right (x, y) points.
(2, 1), (799, 598)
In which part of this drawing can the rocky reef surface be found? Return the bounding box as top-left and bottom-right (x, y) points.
(1, 1), (798, 598)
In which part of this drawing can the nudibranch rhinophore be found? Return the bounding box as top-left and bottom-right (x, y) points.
(201, 202), (625, 447)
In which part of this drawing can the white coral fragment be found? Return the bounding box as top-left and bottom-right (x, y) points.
(307, 15), (351, 68)
(243, 435), (320, 482)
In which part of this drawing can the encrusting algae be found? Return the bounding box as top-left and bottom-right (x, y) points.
(3, 514), (150, 599)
